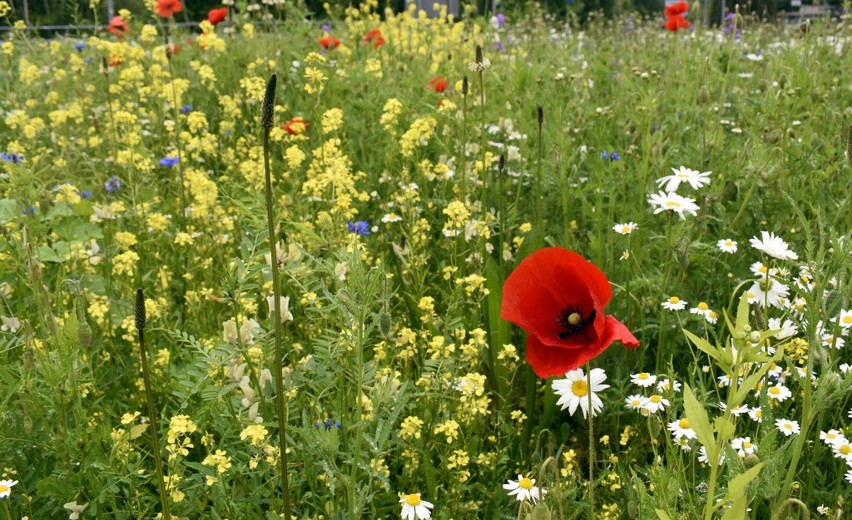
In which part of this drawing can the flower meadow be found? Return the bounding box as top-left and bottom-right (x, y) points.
(1, 1), (852, 518)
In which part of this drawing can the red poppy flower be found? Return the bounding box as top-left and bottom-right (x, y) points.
(282, 117), (310, 135)
(664, 1), (689, 17)
(664, 14), (691, 32)
(501, 247), (639, 378)
(156, 0), (183, 18)
(107, 16), (128, 37)
(320, 35), (340, 49)
(364, 29), (385, 48)
(208, 7), (228, 25)
(427, 76), (448, 93)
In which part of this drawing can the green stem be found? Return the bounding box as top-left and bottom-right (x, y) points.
(137, 309), (171, 520)
(586, 364), (595, 519)
(263, 127), (292, 519)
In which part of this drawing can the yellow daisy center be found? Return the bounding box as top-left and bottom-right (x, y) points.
(650, 395), (662, 403)
(697, 302), (709, 310)
(638, 373), (649, 380)
(840, 445), (851, 456)
(724, 240), (733, 246)
(572, 380), (588, 397)
(754, 410), (762, 417)
(783, 424), (793, 430)
(519, 477), (534, 490)
(743, 441), (752, 449)
(678, 418), (690, 429)
(668, 297), (680, 304)
(826, 433), (837, 440)
(843, 316), (852, 325)
(664, 201), (681, 208)
(568, 312), (583, 326)
(0, 484), (8, 494)
(769, 387), (780, 395)
(621, 226), (631, 233)
(758, 265), (768, 274)
(405, 494), (421, 506)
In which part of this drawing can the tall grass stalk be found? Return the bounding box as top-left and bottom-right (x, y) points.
(260, 73), (293, 519)
(586, 364), (596, 519)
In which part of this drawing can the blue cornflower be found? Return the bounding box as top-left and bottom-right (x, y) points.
(495, 40), (505, 53)
(322, 23), (331, 33)
(20, 206), (35, 216)
(80, 190), (93, 199)
(159, 156), (180, 167)
(104, 176), (121, 193)
(180, 104), (193, 114)
(1, 153), (24, 165)
(74, 43), (86, 51)
(347, 220), (371, 236)
(601, 150), (621, 161)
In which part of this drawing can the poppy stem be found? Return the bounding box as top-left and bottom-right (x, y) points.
(586, 364), (596, 519)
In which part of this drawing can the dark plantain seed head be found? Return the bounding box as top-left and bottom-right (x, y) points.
(135, 288), (146, 331)
(462, 76), (468, 95)
(261, 73), (278, 128)
(537, 104), (544, 126)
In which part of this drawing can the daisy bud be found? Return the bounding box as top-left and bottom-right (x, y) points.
(743, 453), (760, 468)
(377, 309), (392, 338)
(135, 288), (146, 331)
(260, 73), (277, 129)
(697, 85), (710, 104)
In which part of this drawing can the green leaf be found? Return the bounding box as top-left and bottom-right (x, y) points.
(0, 198), (17, 223)
(720, 495), (748, 520)
(44, 203), (75, 221)
(732, 348), (783, 405)
(735, 290), (750, 333)
(725, 463), (763, 501)
(655, 509), (674, 520)
(684, 384), (716, 463)
(683, 329), (726, 368)
(483, 257), (509, 400)
(715, 417), (736, 441)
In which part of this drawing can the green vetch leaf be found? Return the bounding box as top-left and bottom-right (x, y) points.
(684, 384), (716, 463)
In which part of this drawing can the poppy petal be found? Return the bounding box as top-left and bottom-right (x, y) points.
(600, 315), (640, 349)
(525, 334), (611, 378)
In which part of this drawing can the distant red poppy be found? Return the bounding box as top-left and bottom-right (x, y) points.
(156, 0), (183, 18)
(364, 29), (385, 48)
(664, 14), (690, 31)
(663, 1), (690, 31)
(107, 16), (128, 37)
(282, 117), (310, 135)
(427, 76), (448, 93)
(501, 247), (639, 378)
(320, 35), (340, 49)
(208, 7), (228, 25)
(664, 1), (689, 17)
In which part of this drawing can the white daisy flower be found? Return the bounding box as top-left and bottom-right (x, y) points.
(705, 310), (719, 324)
(630, 372), (657, 387)
(746, 279), (790, 309)
(655, 166), (712, 192)
(675, 437), (692, 451)
(717, 238), (738, 253)
(552, 368), (609, 419)
(717, 374), (732, 387)
(838, 310), (852, 329)
(503, 474), (545, 503)
(656, 378), (681, 393)
(821, 334), (845, 349)
(624, 394), (647, 414)
(382, 213), (402, 223)
(731, 437), (758, 458)
(749, 261), (777, 278)
(749, 231), (798, 260)
(668, 418), (697, 440)
(613, 222), (638, 235)
(690, 302), (712, 318)
(748, 407), (764, 423)
(846, 470), (852, 484)
(698, 446), (725, 466)
(647, 191), (700, 218)
(642, 394), (670, 414)
(0, 479), (18, 499)
(776, 418), (800, 437)
(662, 296), (687, 311)
(767, 384), (792, 402)
(820, 429), (845, 445)
(768, 318), (798, 340)
(839, 363), (852, 374)
(831, 439), (852, 463)
(719, 403), (749, 416)
(399, 493), (434, 520)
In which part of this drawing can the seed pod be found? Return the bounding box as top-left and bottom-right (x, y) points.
(260, 73), (277, 128)
(135, 289), (146, 331)
(697, 85), (710, 104)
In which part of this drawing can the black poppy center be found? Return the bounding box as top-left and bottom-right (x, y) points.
(556, 306), (596, 339)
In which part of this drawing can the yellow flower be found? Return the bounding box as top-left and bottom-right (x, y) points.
(400, 416), (424, 440)
(321, 108), (344, 133)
